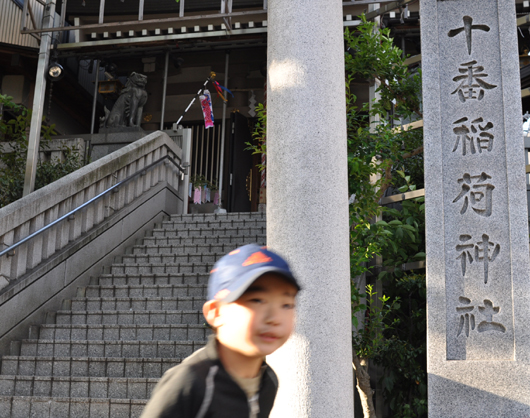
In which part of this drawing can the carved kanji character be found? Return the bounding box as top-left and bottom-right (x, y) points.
(456, 234), (474, 276)
(448, 16), (490, 55)
(452, 61), (497, 102)
(452, 117), (494, 155)
(477, 299), (506, 333)
(456, 296), (476, 337)
(453, 172), (494, 217)
(475, 234), (500, 284)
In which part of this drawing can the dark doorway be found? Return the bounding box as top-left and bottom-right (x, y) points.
(227, 112), (253, 212)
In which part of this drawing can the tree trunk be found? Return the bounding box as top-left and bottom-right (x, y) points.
(352, 354), (376, 418)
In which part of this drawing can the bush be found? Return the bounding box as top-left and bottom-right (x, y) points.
(0, 94), (84, 208)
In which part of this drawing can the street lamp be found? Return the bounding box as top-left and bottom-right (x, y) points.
(47, 62), (64, 81)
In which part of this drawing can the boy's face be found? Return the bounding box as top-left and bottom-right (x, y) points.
(209, 273), (298, 359)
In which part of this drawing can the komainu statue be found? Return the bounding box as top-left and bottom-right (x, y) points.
(100, 72), (148, 129)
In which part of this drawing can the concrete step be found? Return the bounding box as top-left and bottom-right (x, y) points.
(160, 219), (266, 229)
(120, 252), (221, 265)
(1, 356), (180, 378)
(19, 339), (205, 359)
(0, 212), (265, 417)
(108, 262), (213, 275)
(97, 272), (209, 286)
(169, 212), (266, 222)
(39, 324), (210, 342)
(0, 375), (157, 399)
(130, 242), (254, 256)
(0, 396), (147, 418)
(140, 234), (266, 247)
(83, 284), (207, 298)
(150, 226), (266, 238)
(70, 296), (206, 312)
(55, 309), (204, 325)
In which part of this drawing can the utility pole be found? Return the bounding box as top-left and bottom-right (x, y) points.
(23, 0), (56, 196)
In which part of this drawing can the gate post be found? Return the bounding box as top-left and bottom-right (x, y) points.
(266, 0), (354, 416)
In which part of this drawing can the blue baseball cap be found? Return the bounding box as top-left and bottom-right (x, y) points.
(208, 244), (301, 303)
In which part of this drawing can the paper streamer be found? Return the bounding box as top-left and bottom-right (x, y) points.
(212, 81), (234, 102)
(194, 187), (201, 204)
(214, 191), (219, 205)
(205, 186), (211, 202)
(201, 187), (206, 204)
(189, 183), (192, 198)
(199, 90), (214, 129)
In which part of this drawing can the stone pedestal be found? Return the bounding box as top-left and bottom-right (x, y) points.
(266, 0), (354, 417)
(88, 130), (147, 161)
(421, 0), (530, 415)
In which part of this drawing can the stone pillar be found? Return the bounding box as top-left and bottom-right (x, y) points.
(266, 0), (354, 417)
(421, 0), (530, 415)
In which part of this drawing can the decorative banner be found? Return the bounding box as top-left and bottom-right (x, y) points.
(199, 90), (214, 129)
(193, 187), (201, 204)
(214, 191), (219, 205)
(189, 183), (192, 198)
(201, 187), (206, 204)
(212, 81), (234, 102)
(205, 186), (211, 202)
(248, 90), (257, 117)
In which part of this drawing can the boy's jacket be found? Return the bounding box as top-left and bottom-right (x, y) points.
(139, 335), (279, 418)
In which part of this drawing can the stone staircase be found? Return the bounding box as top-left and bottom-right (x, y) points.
(0, 212), (266, 418)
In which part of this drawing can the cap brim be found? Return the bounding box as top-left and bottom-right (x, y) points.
(220, 266), (300, 303)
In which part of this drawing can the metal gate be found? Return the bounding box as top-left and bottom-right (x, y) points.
(185, 121), (225, 189)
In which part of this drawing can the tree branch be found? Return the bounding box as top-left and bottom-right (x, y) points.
(402, 145), (424, 160)
(352, 354), (377, 418)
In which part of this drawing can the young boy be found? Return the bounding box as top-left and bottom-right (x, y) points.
(140, 243), (301, 418)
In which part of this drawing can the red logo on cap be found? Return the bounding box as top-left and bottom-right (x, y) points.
(242, 251), (273, 266)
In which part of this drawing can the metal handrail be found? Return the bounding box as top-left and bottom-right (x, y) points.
(0, 154), (186, 258)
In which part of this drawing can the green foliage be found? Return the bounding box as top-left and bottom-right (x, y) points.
(190, 174), (218, 191)
(351, 189), (426, 417)
(376, 173), (425, 280)
(346, 16), (426, 418)
(344, 15), (422, 122)
(352, 284), (401, 359)
(0, 94), (84, 208)
(375, 273), (427, 418)
(345, 16), (423, 222)
(246, 103), (267, 171)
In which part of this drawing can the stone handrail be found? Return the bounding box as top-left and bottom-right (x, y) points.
(0, 130), (185, 292)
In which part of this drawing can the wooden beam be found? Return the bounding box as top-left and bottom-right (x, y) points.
(518, 13), (530, 27)
(139, 0), (144, 21)
(21, 0), (29, 31)
(60, 0), (68, 27)
(379, 188), (425, 205)
(98, 0), (105, 24)
(27, 1), (38, 31)
(365, 0), (415, 20)
(403, 54), (421, 66)
(343, 0), (400, 4)
(391, 119), (423, 134)
(21, 1), (391, 36)
(366, 260), (426, 277)
(21, 9), (268, 34)
(179, 0), (185, 17)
